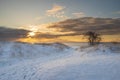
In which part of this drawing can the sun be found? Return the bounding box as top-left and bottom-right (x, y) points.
(28, 32), (36, 37)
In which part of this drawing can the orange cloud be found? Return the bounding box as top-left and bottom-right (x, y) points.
(46, 4), (68, 19)
(47, 4), (65, 14)
(72, 12), (85, 18)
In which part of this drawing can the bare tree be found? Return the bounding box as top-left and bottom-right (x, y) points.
(83, 31), (101, 45)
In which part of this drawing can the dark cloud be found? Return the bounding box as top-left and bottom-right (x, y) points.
(35, 32), (58, 39)
(1, 17), (120, 42)
(0, 26), (75, 41)
(35, 32), (80, 39)
(48, 17), (120, 35)
(0, 26), (29, 41)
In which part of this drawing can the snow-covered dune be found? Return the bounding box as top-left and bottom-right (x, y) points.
(0, 42), (72, 67)
(0, 42), (70, 59)
(0, 42), (120, 80)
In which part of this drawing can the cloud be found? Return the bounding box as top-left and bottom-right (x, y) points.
(0, 26), (76, 41)
(47, 4), (65, 14)
(72, 12), (85, 18)
(35, 32), (81, 39)
(1, 17), (120, 42)
(0, 27), (29, 41)
(114, 11), (120, 14)
(46, 4), (68, 19)
(48, 17), (120, 35)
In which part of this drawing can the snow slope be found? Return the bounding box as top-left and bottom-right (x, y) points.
(0, 42), (71, 67)
(0, 42), (120, 80)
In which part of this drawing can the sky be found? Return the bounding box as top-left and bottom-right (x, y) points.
(0, 0), (120, 43)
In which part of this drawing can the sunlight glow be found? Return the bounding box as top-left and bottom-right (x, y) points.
(29, 25), (38, 32)
(28, 32), (36, 37)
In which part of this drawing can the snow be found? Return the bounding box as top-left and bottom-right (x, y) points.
(0, 42), (120, 80)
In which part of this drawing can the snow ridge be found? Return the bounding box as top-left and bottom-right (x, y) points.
(0, 42), (120, 80)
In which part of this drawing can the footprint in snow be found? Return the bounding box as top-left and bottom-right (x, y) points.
(24, 75), (26, 79)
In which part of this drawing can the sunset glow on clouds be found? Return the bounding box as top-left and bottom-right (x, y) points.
(46, 4), (68, 19)
(72, 12), (85, 18)
(0, 0), (120, 43)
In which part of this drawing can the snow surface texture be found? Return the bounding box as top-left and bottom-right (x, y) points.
(0, 42), (120, 80)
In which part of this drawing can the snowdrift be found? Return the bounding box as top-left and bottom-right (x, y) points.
(0, 42), (70, 59)
(0, 42), (120, 80)
(75, 43), (120, 54)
